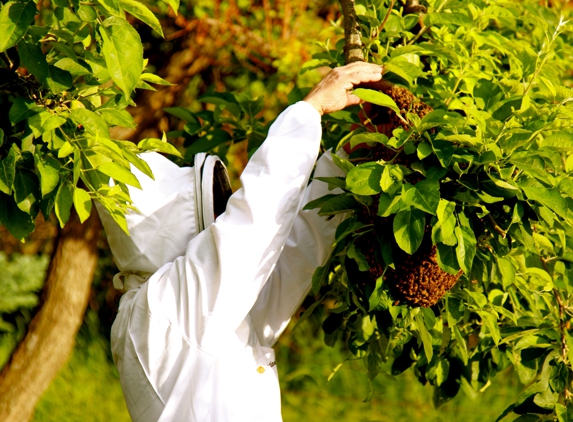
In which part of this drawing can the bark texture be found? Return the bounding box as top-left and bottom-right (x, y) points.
(340, 0), (365, 63)
(0, 208), (101, 422)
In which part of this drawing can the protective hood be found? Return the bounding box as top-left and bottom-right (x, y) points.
(96, 152), (230, 290)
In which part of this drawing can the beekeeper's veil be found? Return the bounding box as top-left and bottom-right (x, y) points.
(96, 152), (232, 291)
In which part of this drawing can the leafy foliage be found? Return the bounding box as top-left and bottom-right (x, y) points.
(297, 0), (573, 419)
(0, 0), (181, 239)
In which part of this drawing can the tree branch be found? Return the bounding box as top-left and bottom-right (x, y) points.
(340, 0), (365, 63)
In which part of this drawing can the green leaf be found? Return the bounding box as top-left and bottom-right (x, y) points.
(311, 262), (330, 295)
(417, 142), (433, 159)
(58, 141), (75, 158)
(425, 11), (472, 26)
(122, 149), (153, 179)
(14, 170), (39, 214)
(96, 0), (123, 17)
(477, 310), (501, 344)
(54, 57), (92, 77)
(98, 109), (136, 128)
(292, 295), (324, 330)
(318, 194), (360, 216)
(353, 88), (401, 115)
(377, 191), (402, 217)
(55, 183), (73, 227)
(347, 242), (370, 271)
(331, 152), (354, 174)
(539, 133), (573, 151)
(393, 207), (425, 254)
(430, 139), (453, 167)
(77, 4), (97, 21)
(414, 313), (433, 363)
(436, 243), (460, 275)
(34, 154), (60, 197)
(183, 130), (230, 156)
(73, 187), (92, 223)
(555, 403), (567, 422)
(0, 148), (16, 194)
(497, 257), (516, 288)
(9, 97), (41, 125)
(533, 388), (557, 410)
(140, 73), (173, 85)
(455, 225), (476, 274)
(17, 40), (48, 82)
(380, 165), (406, 193)
(432, 199), (456, 245)
(0, 128), (3, 147)
(45, 65), (73, 94)
(119, 0), (163, 36)
(349, 132), (388, 149)
(346, 162), (383, 195)
(368, 276), (384, 311)
(164, 106), (197, 123)
(0, 193), (35, 240)
(426, 358), (449, 386)
(138, 137), (182, 157)
(0, 1), (36, 52)
(402, 179), (440, 215)
(303, 194), (337, 211)
(333, 219), (364, 246)
(473, 79), (503, 111)
(315, 176), (346, 191)
(417, 110), (464, 133)
(522, 186), (568, 219)
(161, 0), (179, 13)
(97, 162), (141, 188)
(70, 108), (110, 138)
(28, 111), (66, 138)
(100, 18), (143, 98)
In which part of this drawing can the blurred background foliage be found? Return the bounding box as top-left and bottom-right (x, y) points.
(0, 0), (553, 419)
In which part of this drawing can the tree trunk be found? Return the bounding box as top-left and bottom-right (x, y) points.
(0, 208), (101, 422)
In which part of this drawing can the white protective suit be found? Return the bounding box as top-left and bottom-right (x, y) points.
(98, 101), (345, 421)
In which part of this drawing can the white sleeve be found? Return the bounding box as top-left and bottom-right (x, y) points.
(142, 101), (324, 353)
(248, 149), (347, 347)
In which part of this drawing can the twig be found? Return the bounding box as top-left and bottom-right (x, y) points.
(406, 0), (448, 46)
(377, 0), (395, 35)
(486, 215), (507, 239)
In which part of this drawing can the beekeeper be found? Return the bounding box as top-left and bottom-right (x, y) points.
(97, 62), (384, 422)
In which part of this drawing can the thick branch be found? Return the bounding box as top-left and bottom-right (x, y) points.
(340, 0), (365, 64)
(0, 209), (101, 422)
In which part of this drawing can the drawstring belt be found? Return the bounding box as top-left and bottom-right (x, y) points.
(113, 271), (153, 291)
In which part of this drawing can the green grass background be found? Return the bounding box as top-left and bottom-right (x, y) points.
(15, 312), (523, 422)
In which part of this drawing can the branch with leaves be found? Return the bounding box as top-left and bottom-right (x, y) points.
(296, 1), (573, 420)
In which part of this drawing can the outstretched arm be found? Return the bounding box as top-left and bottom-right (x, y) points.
(143, 63), (383, 353)
(248, 148), (347, 347)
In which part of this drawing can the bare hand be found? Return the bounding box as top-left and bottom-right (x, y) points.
(303, 62), (384, 116)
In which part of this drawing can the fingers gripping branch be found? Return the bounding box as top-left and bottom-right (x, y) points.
(303, 63), (384, 116)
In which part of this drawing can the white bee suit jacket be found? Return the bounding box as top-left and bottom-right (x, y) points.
(107, 101), (345, 421)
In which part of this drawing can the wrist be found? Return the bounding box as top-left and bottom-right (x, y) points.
(301, 98), (324, 116)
